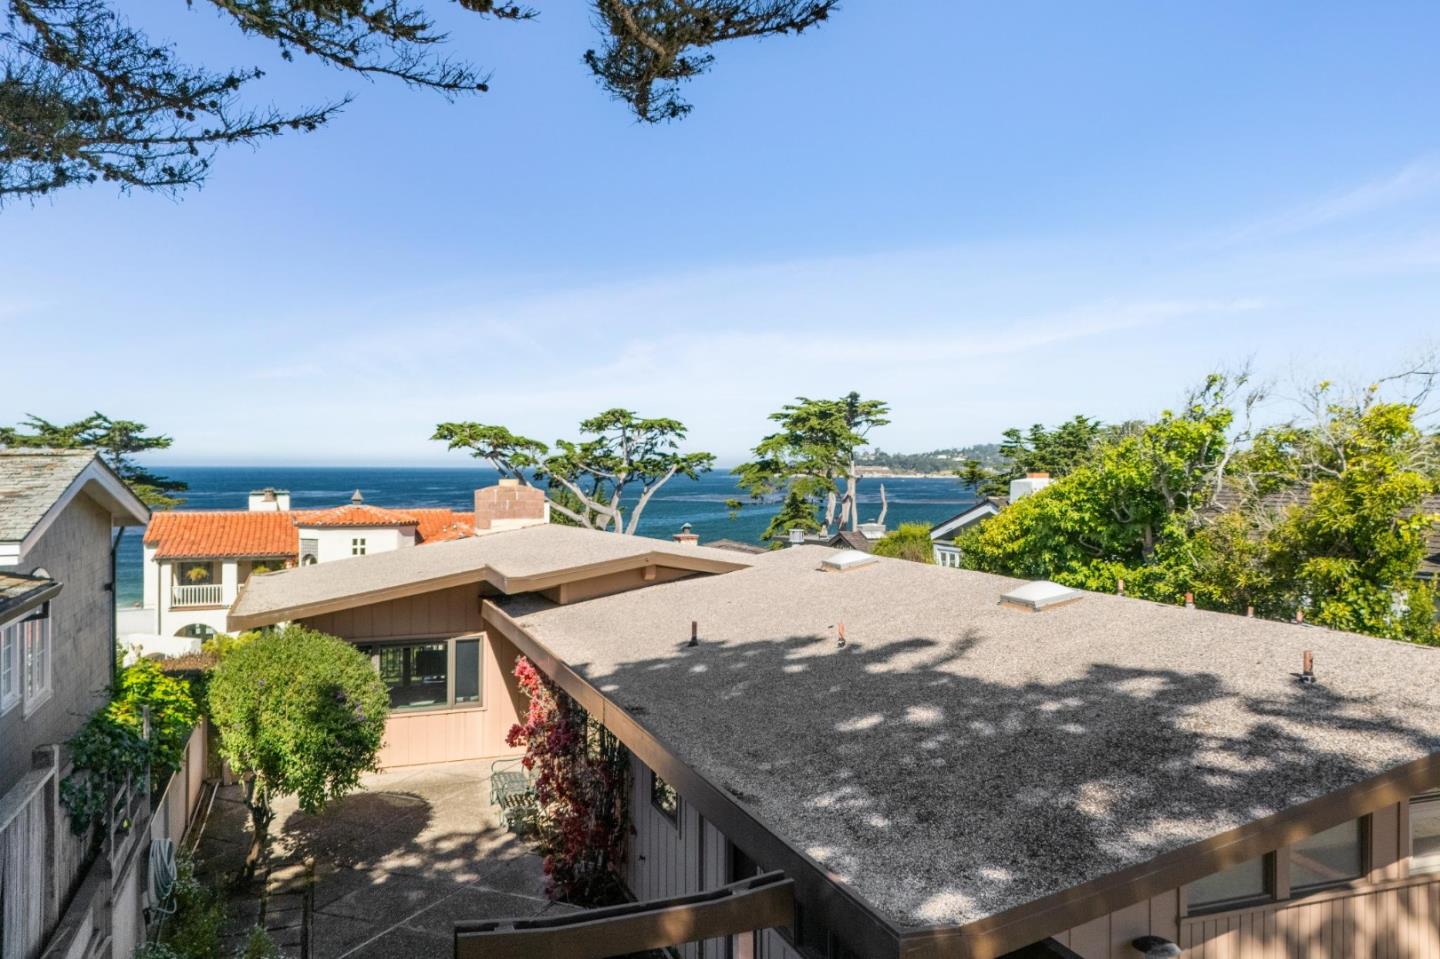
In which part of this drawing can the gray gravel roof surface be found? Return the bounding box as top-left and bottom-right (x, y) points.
(503, 546), (1440, 930)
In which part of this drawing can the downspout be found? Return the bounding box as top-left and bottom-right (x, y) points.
(110, 526), (121, 679)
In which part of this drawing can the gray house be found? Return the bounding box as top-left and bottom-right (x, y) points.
(0, 449), (148, 797)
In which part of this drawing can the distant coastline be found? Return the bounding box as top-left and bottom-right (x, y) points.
(115, 466), (977, 608)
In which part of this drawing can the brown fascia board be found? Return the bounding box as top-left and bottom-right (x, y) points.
(485, 600), (1440, 959)
(226, 550), (746, 631)
(481, 600), (906, 959)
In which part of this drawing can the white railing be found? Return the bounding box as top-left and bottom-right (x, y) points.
(933, 544), (964, 569)
(171, 583), (223, 607)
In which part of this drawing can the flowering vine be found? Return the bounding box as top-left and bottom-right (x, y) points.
(506, 656), (630, 905)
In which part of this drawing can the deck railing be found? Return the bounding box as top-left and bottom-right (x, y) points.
(171, 583), (223, 607)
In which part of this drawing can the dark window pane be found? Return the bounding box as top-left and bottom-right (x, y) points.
(375, 642), (448, 710)
(455, 639), (481, 704)
(1292, 820), (1363, 890)
(1412, 796), (1440, 874)
(1189, 856), (1268, 910)
(651, 772), (678, 822)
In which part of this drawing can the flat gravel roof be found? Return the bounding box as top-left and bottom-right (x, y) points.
(503, 547), (1440, 930)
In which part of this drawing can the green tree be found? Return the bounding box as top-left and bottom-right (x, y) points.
(1256, 388), (1439, 642)
(1, 0), (837, 202)
(958, 370), (1440, 645)
(434, 409), (715, 533)
(736, 391), (891, 540)
(870, 522), (936, 564)
(208, 626), (388, 878)
(961, 415), (1107, 497)
(0, 412), (186, 508)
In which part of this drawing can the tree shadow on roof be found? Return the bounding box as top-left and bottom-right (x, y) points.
(569, 627), (1440, 931)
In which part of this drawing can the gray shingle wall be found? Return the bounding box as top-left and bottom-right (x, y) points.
(0, 493), (112, 795)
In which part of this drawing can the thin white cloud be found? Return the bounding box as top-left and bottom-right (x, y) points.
(1235, 156), (1440, 240)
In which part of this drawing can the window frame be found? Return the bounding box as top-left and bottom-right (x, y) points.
(21, 603), (53, 716)
(1287, 816), (1369, 895)
(357, 635), (485, 713)
(651, 769), (680, 826)
(0, 619), (20, 715)
(1184, 853), (1276, 915)
(1410, 793), (1440, 875)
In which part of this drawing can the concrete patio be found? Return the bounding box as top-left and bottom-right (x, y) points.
(195, 759), (574, 959)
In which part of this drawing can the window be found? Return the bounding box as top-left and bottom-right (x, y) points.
(1291, 819), (1365, 891)
(21, 606), (52, 714)
(454, 639), (482, 705)
(351, 538), (367, 556)
(176, 623), (216, 640)
(1412, 794), (1440, 874)
(651, 771), (679, 823)
(0, 621), (18, 714)
(1188, 855), (1271, 912)
(360, 637), (485, 711)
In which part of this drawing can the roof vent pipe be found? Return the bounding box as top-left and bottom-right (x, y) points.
(689, 620), (699, 648)
(1299, 650), (1316, 685)
(837, 622), (846, 648)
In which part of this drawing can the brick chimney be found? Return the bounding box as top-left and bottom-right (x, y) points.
(473, 479), (550, 531)
(672, 522), (699, 546)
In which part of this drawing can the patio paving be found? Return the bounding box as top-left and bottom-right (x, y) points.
(195, 759), (574, 959)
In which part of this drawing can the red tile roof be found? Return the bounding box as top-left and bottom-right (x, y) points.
(297, 503), (420, 528)
(145, 507), (476, 560)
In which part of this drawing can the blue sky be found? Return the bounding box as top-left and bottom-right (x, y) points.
(2, 1), (1437, 466)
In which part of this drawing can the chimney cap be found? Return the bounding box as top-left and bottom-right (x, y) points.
(350, 489), (364, 505)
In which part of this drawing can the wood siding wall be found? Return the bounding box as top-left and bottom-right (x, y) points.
(626, 754), (805, 959)
(1053, 801), (1440, 958)
(302, 583), (485, 640)
(303, 596), (526, 768)
(0, 494), (114, 797)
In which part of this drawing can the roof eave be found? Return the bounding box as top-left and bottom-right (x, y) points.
(2, 457), (149, 566)
(0, 579), (63, 628)
(225, 549), (750, 631)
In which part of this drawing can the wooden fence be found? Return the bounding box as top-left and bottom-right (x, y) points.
(0, 721), (210, 959)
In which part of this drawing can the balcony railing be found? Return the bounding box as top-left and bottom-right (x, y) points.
(171, 584), (223, 607)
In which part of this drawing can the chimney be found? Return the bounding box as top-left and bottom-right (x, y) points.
(473, 480), (550, 532)
(351, 489), (364, 505)
(787, 528), (807, 546)
(672, 522), (699, 546)
(1008, 471), (1053, 502)
(247, 487), (292, 512)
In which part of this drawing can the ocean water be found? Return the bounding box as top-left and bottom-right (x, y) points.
(116, 466), (976, 607)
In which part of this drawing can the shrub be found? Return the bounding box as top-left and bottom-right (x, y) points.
(61, 661), (199, 831)
(871, 522), (937, 564)
(236, 927), (280, 959)
(506, 656), (629, 906)
(208, 625), (388, 877)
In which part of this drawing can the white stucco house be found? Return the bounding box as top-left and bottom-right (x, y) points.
(120, 485), (514, 655)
